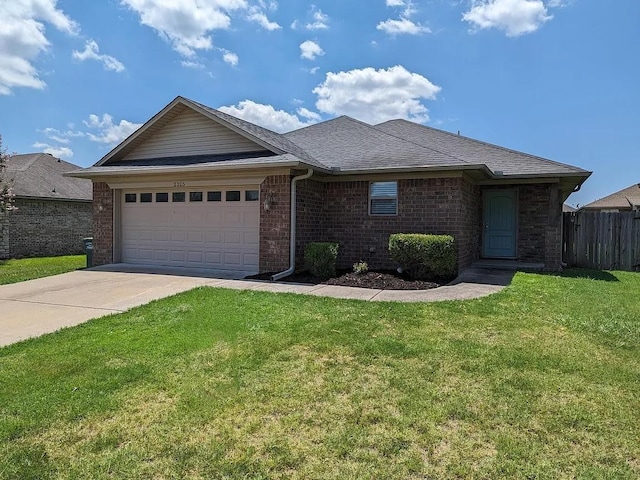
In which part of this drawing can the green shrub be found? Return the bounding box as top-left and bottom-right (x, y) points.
(389, 233), (456, 280)
(304, 242), (339, 279)
(352, 261), (369, 274)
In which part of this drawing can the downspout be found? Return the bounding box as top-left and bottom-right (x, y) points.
(272, 168), (314, 281)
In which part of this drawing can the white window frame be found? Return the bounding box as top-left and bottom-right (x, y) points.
(369, 181), (398, 216)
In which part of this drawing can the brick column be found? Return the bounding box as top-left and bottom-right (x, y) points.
(259, 175), (291, 273)
(92, 182), (114, 266)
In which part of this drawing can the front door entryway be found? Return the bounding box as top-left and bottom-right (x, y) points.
(483, 190), (517, 258)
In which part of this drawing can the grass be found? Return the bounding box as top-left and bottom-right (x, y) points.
(1, 269), (639, 479)
(0, 255), (86, 285)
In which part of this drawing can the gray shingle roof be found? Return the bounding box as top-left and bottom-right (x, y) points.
(80, 96), (589, 183)
(284, 116), (473, 172)
(373, 119), (589, 177)
(581, 183), (640, 210)
(5, 153), (92, 201)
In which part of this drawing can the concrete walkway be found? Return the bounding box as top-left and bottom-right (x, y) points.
(0, 265), (514, 347)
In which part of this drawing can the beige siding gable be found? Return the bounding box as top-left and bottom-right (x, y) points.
(122, 110), (269, 161)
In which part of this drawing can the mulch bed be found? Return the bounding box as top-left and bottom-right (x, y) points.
(248, 269), (448, 290)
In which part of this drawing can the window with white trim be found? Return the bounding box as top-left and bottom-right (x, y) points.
(369, 181), (398, 215)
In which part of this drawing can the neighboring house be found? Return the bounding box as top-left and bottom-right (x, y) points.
(0, 153), (92, 259)
(580, 183), (640, 212)
(68, 96), (591, 276)
(563, 204), (577, 213)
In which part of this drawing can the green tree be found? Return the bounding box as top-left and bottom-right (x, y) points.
(0, 135), (16, 213)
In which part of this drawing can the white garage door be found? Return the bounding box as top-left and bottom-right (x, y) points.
(121, 187), (260, 274)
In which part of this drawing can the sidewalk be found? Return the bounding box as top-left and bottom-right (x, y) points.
(93, 264), (515, 302)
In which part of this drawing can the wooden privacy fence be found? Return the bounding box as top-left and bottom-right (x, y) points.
(563, 211), (640, 271)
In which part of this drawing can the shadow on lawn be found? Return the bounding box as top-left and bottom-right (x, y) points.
(548, 268), (620, 282)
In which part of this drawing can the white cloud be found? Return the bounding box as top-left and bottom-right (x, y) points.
(181, 60), (205, 69)
(306, 5), (329, 30)
(223, 51), (239, 66)
(32, 142), (73, 159)
(83, 114), (143, 145)
(72, 40), (125, 72)
(39, 127), (85, 144)
(247, 9), (281, 30)
(292, 5), (329, 31)
(300, 40), (324, 61)
(0, 0), (78, 94)
(377, 18), (430, 35)
(297, 107), (322, 122)
(463, 0), (553, 37)
(313, 65), (441, 124)
(218, 100), (319, 133)
(120, 0), (247, 57)
(378, 0), (428, 36)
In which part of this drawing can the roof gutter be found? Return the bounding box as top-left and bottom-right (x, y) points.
(272, 168), (314, 281)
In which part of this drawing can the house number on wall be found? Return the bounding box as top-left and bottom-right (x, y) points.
(173, 181), (186, 187)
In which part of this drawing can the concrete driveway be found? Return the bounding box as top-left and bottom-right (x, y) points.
(0, 268), (234, 347)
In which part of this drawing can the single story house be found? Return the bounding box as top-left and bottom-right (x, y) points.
(68, 96), (591, 277)
(580, 183), (640, 212)
(0, 153), (92, 259)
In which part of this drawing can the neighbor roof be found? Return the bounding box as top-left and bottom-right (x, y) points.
(581, 183), (640, 210)
(5, 153), (92, 201)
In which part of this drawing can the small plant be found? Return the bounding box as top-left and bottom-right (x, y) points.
(389, 233), (456, 280)
(304, 242), (339, 279)
(352, 261), (369, 274)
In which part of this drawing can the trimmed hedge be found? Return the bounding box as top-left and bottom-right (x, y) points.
(304, 242), (339, 279)
(389, 233), (456, 280)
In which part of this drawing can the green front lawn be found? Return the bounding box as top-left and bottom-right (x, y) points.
(1, 270), (639, 479)
(0, 255), (86, 285)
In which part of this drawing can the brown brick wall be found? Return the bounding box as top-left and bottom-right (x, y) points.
(92, 182), (114, 266)
(306, 177), (480, 272)
(259, 175), (291, 273)
(5, 198), (92, 258)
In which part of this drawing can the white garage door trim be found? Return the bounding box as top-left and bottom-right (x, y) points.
(120, 185), (260, 274)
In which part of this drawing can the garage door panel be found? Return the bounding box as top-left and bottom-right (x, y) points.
(224, 253), (241, 265)
(224, 231), (241, 244)
(122, 188), (260, 273)
(171, 231), (185, 242)
(187, 251), (203, 262)
(187, 231), (204, 243)
(244, 232), (259, 245)
(205, 231), (222, 243)
(138, 249), (154, 260)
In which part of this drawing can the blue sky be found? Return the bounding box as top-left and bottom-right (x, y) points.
(1, 0), (638, 207)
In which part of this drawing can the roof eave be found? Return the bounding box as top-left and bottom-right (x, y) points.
(65, 158), (331, 179)
(332, 163), (494, 177)
(14, 195), (92, 203)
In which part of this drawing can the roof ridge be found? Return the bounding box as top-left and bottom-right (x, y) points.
(368, 120), (472, 166)
(382, 119), (589, 173)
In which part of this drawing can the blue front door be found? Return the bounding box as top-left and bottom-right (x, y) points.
(483, 190), (517, 258)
